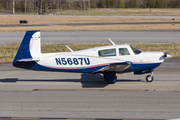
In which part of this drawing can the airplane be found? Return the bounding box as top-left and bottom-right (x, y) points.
(13, 30), (174, 84)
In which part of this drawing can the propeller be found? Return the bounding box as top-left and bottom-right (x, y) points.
(163, 53), (174, 58)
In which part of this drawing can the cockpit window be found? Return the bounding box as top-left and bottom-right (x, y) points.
(98, 48), (116, 57)
(119, 48), (130, 56)
(130, 46), (142, 55)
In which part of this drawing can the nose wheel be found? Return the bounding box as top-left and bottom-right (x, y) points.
(146, 72), (154, 82)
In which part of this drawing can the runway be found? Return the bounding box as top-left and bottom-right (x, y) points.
(0, 58), (180, 91)
(0, 58), (180, 119)
(0, 31), (180, 45)
(0, 91), (180, 119)
(0, 30), (180, 119)
(1, 22), (180, 27)
(0, 69), (180, 91)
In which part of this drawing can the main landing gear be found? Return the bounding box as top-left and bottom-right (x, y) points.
(103, 71), (154, 84)
(103, 71), (117, 84)
(146, 72), (154, 82)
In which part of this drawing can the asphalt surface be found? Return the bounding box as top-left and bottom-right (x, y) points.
(0, 29), (180, 119)
(1, 22), (180, 27)
(0, 31), (180, 45)
(0, 24), (53, 27)
(0, 58), (180, 119)
(0, 91), (180, 119)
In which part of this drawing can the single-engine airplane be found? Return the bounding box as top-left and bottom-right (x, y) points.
(13, 30), (174, 84)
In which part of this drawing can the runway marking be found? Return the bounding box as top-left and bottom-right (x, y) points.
(33, 89), (149, 91)
(0, 118), (166, 120)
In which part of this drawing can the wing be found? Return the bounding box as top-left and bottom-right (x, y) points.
(94, 61), (132, 73)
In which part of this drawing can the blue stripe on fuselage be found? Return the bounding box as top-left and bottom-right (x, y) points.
(131, 62), (161, 71)
(30, 63), (108, 73)
(30, 62), (162, 73)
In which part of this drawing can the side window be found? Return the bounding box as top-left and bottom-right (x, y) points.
(119, 48), (130, 56)
(98, 48), (116, 57)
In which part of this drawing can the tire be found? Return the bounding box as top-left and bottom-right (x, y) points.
(107, 81), (115, 84)
(146, 75), (154, 82)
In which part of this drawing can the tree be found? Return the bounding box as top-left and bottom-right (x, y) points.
(129, 0), (139, 8)
(119, 0), (125, 8)
(0, 0), (6, 9)
(168, 0), (175, 8)
(141, 0), (149, 8)
(148, 0), (156, 8)
(97, 0), (106, 8)
(91, 3), (96, 9)
(156, 0), (166, 8)
(16, 1), (25, 12)
(175, 0), (180, 8)
(113, 0), (119, 8)
(0, 3), (3, 9)
(106, 0), (113, 8)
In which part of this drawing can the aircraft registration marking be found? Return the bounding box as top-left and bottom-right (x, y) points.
(55, 58), (90, 65)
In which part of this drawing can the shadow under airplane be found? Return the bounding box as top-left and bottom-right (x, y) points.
(0, 74), (142, 88)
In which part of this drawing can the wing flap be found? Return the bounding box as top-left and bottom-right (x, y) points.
(94, 61), (132, 73)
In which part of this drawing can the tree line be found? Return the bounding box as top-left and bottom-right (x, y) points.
(92, 0), (180, 8)
(0, 0), (180, 14)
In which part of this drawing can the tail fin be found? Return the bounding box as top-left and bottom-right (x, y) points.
(13, 30), (41, 69)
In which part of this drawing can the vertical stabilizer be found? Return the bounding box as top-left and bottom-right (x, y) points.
(13, 30), (41, 69)
(29, 31), (41, 59)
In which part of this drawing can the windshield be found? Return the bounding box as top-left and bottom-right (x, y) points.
(130, 46), (142, 55)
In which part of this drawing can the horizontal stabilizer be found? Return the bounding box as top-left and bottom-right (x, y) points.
(18, 58), (40, 62)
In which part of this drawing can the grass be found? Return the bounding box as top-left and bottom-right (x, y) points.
(1, 16), (179, 25)
(1, 11), (180, 32)
(0, 43), (19, 63)
(0, 43), (179, 63)
(13, 8), (180, 16)
(1, 24), (180, 32)
(89, 8), (180, 16)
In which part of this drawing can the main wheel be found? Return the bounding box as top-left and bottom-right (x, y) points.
(107, 81), (115, 84)
(146, 75), (154, 82)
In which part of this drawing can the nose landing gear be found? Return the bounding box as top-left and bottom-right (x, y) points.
(146, 72), (154, 82)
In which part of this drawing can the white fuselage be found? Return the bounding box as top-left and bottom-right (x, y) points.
(31, 45), (164, 73)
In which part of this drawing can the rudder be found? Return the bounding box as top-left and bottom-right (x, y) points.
(13, 30), (41, 69)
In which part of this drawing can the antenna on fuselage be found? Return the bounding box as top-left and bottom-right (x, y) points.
(108, 38), (116, 45)
(66, 45), (74, 52)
